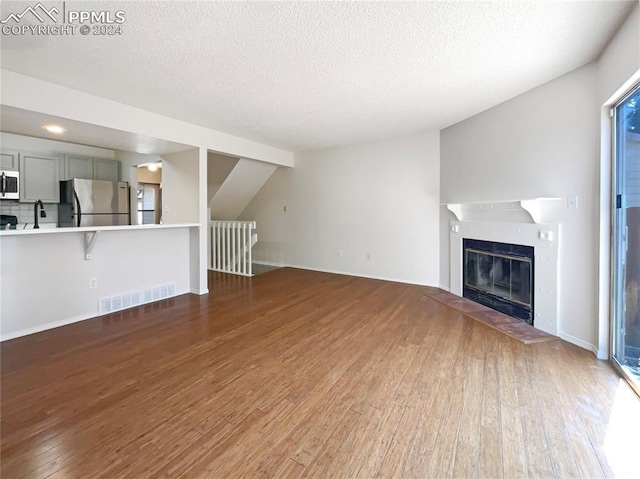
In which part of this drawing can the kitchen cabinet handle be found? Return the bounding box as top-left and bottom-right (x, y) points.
(1, 172), (5, 197)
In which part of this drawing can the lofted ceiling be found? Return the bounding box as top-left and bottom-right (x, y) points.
(0, 1), (635, 151)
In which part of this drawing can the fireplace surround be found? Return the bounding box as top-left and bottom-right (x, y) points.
(447, 200), (560, 336)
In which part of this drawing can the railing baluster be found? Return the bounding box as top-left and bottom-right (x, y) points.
(209, 225), (216, 269)
(238, 224), (242, 274)
(228, 223), (231, 273)
(242, 223), (246, 275)
(237, 225), (240, 274)
(233, 224), (237, 274)
(216, 223), (221, 270)
(216, 223), (220, 270)
(222, 223), (226, 272)
(232, 223), (236, 273)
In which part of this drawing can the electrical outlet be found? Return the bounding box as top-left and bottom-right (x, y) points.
(337, 249), (343, 258)
(366, 252), (371, 260)
(89, 278), (98, 289)
(539, 231), (553, 241)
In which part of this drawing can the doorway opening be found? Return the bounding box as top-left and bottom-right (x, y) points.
(136, 163), (162, 225)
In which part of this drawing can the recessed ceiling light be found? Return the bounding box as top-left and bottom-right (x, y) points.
(43, 124), (65, 134)
(147, 163), (158, 172)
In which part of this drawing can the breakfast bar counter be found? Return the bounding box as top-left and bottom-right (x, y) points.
(0, 223), (200, 236)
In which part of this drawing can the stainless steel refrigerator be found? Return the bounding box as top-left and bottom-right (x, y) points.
(58, 179), (130, 227)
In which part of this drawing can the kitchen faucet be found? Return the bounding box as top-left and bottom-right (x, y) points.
(33, 200), (46, 229)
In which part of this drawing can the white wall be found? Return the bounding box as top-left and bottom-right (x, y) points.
(0, 227), (192, 339)
(207, 152), (239, 205)
(137, 167), (162, 184)
(597, 6), (639, 106)
(440, 63), (599, 349)
(240, 131), (440, 286)
(211, 158), (277, 220)
(161, 149), (199, 224)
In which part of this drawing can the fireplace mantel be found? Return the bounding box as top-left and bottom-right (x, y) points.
(444, 198), (561, 224)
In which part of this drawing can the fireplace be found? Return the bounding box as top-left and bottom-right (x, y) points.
(447, 207), (559, 335)
(463, 239), (534, 324)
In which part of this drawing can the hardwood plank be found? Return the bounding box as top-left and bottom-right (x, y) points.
(375, 389), (429, 478)
(452, 442), (478, 479)
(478, 426), (503, 479)
(351, 402), (406, 478)
(274, 459), (306, 479)
(300, 408), (363, 478)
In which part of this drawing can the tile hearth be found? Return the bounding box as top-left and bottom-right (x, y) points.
(425, 289), (558, 344)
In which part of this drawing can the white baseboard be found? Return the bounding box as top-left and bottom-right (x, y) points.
(595, 349), (608, 360)
(559, 332), (605, 359)
(1, 290), (192, 342)
(439, 285), (450, 292)
(252, 260), (289, 267)
(1, 313), (97, 342)
(190, 288), (209, 295)
(253, 260), (436, 288)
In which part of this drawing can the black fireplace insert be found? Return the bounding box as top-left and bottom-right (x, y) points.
(463, 239), (534, 324)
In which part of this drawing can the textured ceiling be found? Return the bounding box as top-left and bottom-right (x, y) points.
(0, 1), (635, 151)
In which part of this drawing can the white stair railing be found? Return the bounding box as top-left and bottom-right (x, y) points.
(209, 220), (257, 276)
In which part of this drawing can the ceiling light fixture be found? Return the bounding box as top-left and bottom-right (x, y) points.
(147, 163), (158, 172)
(42, 124), (66, 134)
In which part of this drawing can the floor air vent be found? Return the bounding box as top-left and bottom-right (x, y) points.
(99, 283), (177, 315)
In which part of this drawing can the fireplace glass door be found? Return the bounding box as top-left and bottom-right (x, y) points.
(465, 250), (532, 307)
(463, 240), (534, 324)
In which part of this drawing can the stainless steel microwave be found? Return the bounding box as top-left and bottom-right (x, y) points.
(0, 170), (19, 200)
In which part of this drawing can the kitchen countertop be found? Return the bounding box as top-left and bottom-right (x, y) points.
(0, 223), (200, 236)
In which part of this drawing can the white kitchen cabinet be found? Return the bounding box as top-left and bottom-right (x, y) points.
(0, 150), (20, 170)
(63, 155), (93, 180)
(93, 159), (120, 182)
(19, 153), (60, 203)
(61, 155), (120, 182)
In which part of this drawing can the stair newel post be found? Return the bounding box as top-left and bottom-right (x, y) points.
(248, 223), (253, 276)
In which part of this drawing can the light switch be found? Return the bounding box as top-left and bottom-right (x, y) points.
(567, 195), (578, 209)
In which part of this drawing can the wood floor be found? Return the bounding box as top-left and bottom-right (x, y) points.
(1, 268), (639, 478)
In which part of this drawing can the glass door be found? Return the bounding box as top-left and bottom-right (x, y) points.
(612, 84), (640, 394)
